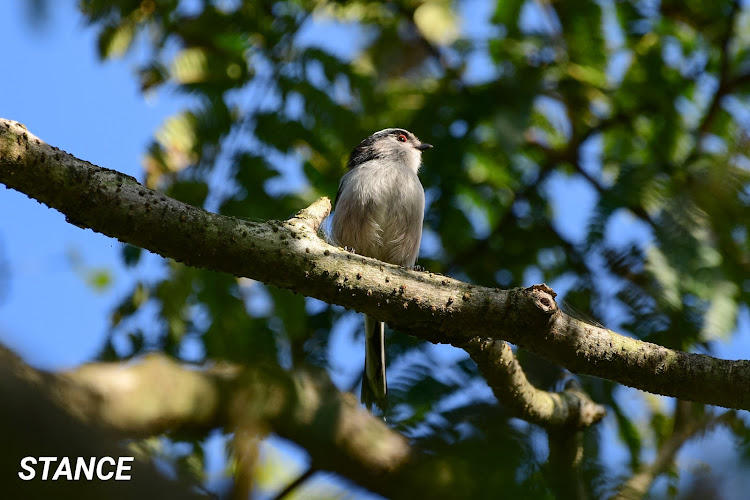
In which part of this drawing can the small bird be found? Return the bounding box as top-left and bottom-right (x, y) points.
(330, 128), (432, 412)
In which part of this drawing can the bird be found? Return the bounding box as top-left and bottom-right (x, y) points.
(330, 128), (432, 412)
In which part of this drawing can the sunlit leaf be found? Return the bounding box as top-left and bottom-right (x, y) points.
(414, 1), (460, 46)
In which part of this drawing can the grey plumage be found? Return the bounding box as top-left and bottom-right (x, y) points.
(330, 128), (430, 412)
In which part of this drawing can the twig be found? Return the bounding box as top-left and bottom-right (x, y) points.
(611, 402), (735, 500)
(271, 467), (317, 500)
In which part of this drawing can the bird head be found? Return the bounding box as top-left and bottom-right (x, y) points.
(347, 128), (432, 173)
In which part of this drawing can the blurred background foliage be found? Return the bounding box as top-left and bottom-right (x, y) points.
(38, 0), (750, 497)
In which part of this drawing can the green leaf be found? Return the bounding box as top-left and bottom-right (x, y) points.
(122, 244), (142, 267)
(97, 20), (135, 60)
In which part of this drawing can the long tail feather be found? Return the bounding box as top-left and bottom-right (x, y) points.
(361, 315), (387, 412)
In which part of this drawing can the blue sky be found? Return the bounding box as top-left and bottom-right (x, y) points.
(0, 2), (175, 368)
(2, 1), (750, 498)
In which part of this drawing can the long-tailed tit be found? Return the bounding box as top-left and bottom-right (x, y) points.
(330, 128), (431, 412)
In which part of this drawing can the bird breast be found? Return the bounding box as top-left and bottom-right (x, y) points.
(331, 161), (425, 268)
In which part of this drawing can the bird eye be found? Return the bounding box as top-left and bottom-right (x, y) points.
(397, 134), (407, 142)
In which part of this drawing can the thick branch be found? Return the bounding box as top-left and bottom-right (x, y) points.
(2, 118), (750, 410)
(63, 356), (410, 477)
(0, 344), (484, 499)
(0, 347), (209, 499)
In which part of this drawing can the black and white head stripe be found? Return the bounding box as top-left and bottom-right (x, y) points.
(346, 128), (414, 170)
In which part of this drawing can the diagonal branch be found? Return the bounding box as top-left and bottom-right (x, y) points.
(2, 118), (750, 410)
(466, 337), (602, 500)
(611, 402), (736, 500)
(464, 337), (606, 429)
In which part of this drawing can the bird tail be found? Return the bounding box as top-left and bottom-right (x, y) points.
(361, 315), (388, 412)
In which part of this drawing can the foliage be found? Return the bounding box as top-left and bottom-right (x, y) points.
(73, 0), (750, 497)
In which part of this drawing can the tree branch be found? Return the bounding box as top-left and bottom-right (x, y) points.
(1, 344), (490, 499)
(548, 409), (588, 500)
(2, 118), (750, 410)
(464, 337), (606, 429)
(0, 346), (210, 499)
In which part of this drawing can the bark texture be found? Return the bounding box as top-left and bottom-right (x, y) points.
(1, 344), (502, 499)
(2, 117), (750, 414)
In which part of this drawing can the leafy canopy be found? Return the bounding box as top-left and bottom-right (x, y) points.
(77, 0), (750, 497)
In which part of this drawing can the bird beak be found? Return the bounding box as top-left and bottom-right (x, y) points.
(416, 142), (433, 151)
